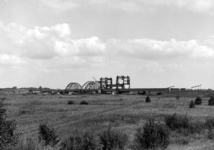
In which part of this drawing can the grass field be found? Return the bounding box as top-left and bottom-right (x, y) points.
(1, 91), (214, 149)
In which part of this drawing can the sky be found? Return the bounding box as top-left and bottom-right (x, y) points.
(0, 0), (214, 89)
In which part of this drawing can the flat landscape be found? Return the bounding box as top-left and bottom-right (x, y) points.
(2, 91), (214, 150)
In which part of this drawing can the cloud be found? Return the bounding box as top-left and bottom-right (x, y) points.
(107, 38), (214, 60)
(0, 21), (213, 79)
(69, 0), (214, 14)
(0, 54), (25, 66)
(0, 22), (106, 60)
(36, 0), (79, 11)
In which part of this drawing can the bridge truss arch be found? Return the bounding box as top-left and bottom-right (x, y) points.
(81, 81), (101, 90)
(65, 82), (82, 93)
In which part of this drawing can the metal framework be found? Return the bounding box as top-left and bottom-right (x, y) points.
(64, 76), (171, 94)
(82, 81), (100, 90)
(65, 82), (81, 93)
(100, 77), (113, 89)
(116, 76), (130, 89)
(191, 84), (201, 90)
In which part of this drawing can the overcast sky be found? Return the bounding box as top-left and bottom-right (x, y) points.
(0, 0), (214, 89)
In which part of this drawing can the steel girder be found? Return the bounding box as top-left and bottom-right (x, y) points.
(65, 82), (82, 92)
(81, 81), (100, 90)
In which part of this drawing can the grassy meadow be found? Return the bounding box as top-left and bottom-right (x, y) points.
(1, 90), (214, 149)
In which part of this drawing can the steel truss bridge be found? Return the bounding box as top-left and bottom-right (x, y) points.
(64, 76), (172, 94)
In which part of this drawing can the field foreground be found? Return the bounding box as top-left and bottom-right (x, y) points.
(2, 91), (214, 150)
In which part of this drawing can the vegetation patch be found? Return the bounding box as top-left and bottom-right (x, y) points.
(0, 100), (18, 149)
(99, 125), (129, 150)
(80, 100), (88, 105)
(67, 100), (74, 105)
(195, 96), (202, 105)
(145, 96), (151, 103)
(134, 119), (170, 150)
(208, 96), (214, 106)
(189, 100), (195, 108)
(38, 123), (59, 147)
(164, 113), (204, 135)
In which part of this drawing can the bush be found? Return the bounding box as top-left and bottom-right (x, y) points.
(98, 125), (128, 150)
(60, 131), (101, 150)
(189, 100), (195, 108)
(60, 135), (82, 150)
(164, 113), (203, 135)
(205, 118), (214, 131)
(38, 123), (59, 147)
(145, 96), (151, 103)
(176, 95), (180, 100)
(0, 100), (17, 149)
(134, 119), (170, 150)
(15, 137), (41, 150)
(80, 100), (88, 105)
(164, 113), (190, 131)
(157, 92), (163, 95)
(195, 96), (202, 105)
(68, 100), (74, 105)
(208, 96), (214, 106)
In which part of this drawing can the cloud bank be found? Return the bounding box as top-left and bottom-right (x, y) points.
(0, 22), (214, 67)
(35, 0), (214, 14)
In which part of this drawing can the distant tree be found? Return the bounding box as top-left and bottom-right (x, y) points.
(12, 86), (17, 89)
(39, 86), (43, 91)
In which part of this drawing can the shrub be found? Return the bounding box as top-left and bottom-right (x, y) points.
(208, 130), (214, 139)
(164, 113), (189, 131)
(80, 100), (88, 105)
(195, 96), (202, 105)
(164, 113), (203, 135)
(145, 96), (151, 103)
(0, 100), (17, 149)
(176, 95), (180, 100)
(68, 100), (74, 105)
(134, 119), (170, 150)
(208, 96), (214, 106)
(205, 118), (214, 131)
(38, 123), (59, 147)
(60, 135), (83, 150)
(157, 92), (163, 95)
(60, 131), (101, 150)
(98, 125), (128, 150)
(189, 100), (195, 108)
(82, 131), (101, 150)
(15, 137), (39, 150)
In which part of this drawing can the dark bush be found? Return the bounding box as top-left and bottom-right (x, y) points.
(176, 95), (180, 100)
(205, 118), (214, 139)
(60, 131), (101, 150)
(0, 100), (17, 149)
(134, 119), (170, 150)
(157, 92), (163, 95)
(208, 130), (214, 139)
(80, 100), (88, 105)
(205, 118), (214, 131)
(164, 113), (190, 131)
(208, 96), (214, 106)
(164, 113), (204, 135)
(189, 100), (195, 108)
(38, 123), (59, 147)
(68, 100), (74, 105)
(195, 96), (202, 105)
(98, 125), (128, 150)
(60, 135), (82, 150)
(145, 96), (151, 103)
